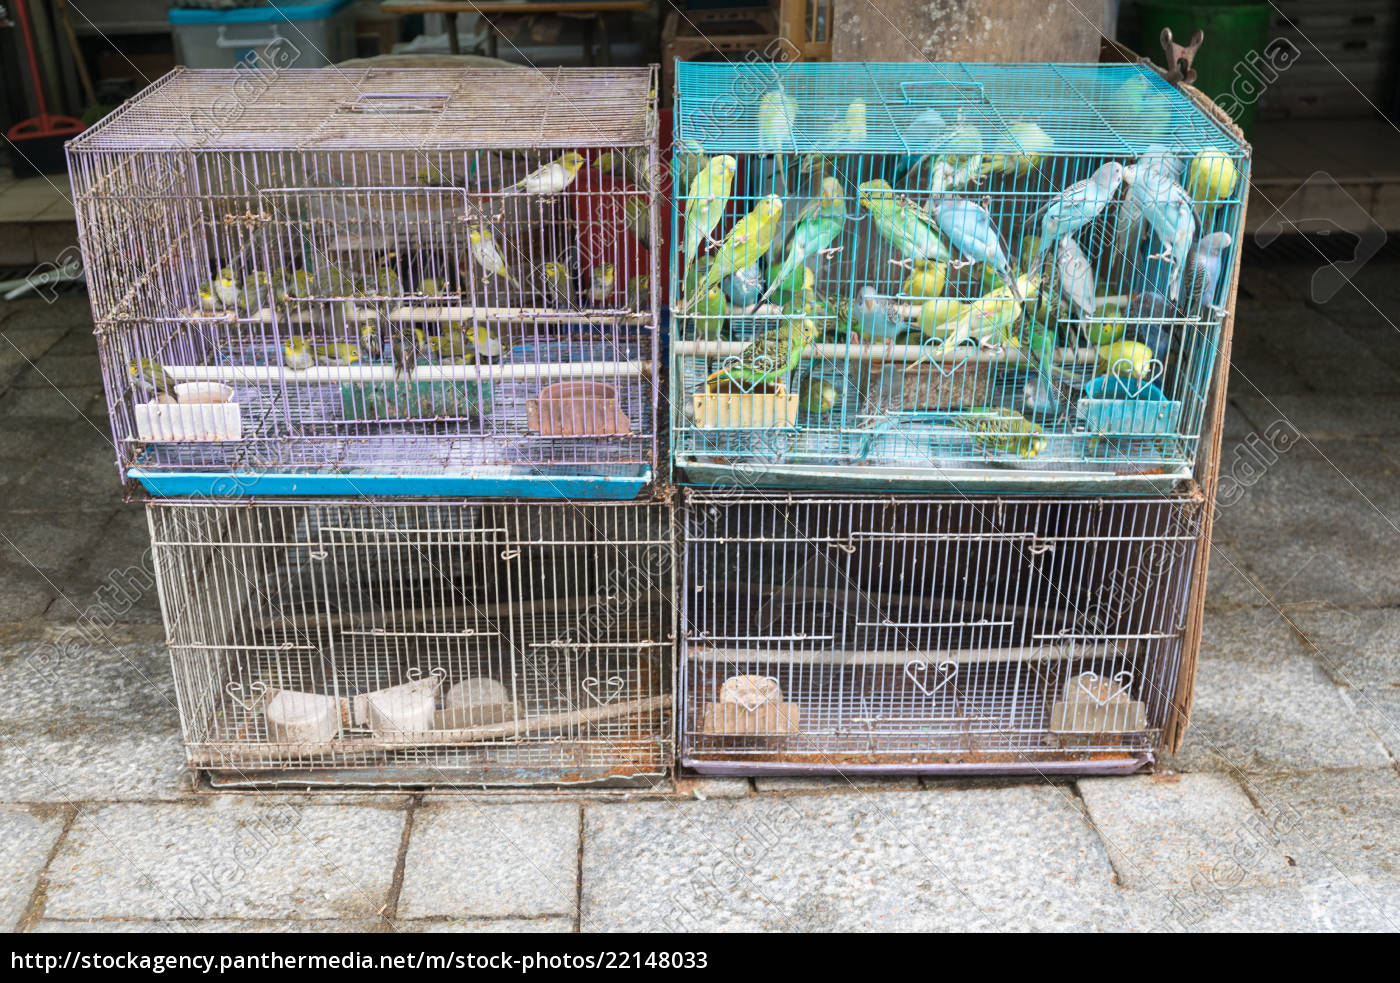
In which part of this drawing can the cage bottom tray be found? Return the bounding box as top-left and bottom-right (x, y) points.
(130, 465), (652, 499)
(682, 754), (1152, 777)
(674, 458), (1192, 496)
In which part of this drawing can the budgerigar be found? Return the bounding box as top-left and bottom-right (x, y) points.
(799, 377), (838, 414)
(1098, 340), (1157, 381)
(837, 286), (908, 342)
(1121, 163), (1197, 303)
(504, 151), (586, 195)
(588, 264), (616, 306)
(696, 195), (784, 299)
(756, 89), (798, 153)
(925, 120), (984, 193)
(1054, 236), (1098, 318)
(801, 99), (867, 175)
(725, 263), (764, 312)
(962, 407), (1046, 459)
(467, 226), (521, 290)
(682, 155), (738, 273)
(282, 336), (317, 371)
(984, 120), (1055, 178)
(932, 272), (1040, 352)
(128, 358), (176, 399)
(760, 177), (846, 304)
(927, 196), (1022, 302)
(706, 316), (818, 392)
(901, 260), (947, 299)
(1179, 231), (1232, 318)
(1031, 162), (1125, 260)
(858, 180), (952, 264)
(689, 284), (731, 340)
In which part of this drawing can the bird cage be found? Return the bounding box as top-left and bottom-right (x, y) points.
(69, 66), (660, 499)
(679, 490), (1204, 775)
(669, 61), (1248, 493)
(146, 499), (674, 787)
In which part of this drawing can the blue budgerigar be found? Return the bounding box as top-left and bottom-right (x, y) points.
(1179, 231), (1232, 318)
(1053, 235), (1098, 317)
(1122, 162), (1197, 303)
(1032, 161), (1125, 260)
(760, 177), (846, 304)
(927, 196), (1023, 302)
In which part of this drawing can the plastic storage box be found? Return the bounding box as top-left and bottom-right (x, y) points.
(169, 0), (357, 69)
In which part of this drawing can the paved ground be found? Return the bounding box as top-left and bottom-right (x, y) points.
(0, 247), (1397, 933)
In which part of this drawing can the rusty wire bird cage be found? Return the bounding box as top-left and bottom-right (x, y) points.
(147, 500), (674, 787)
(679, 491), (1204, 775)
(669, 61), (1248, 493)
(70, 67), (661, 499)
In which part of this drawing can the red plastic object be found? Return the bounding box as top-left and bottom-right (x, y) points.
(7, 0), (85, 177)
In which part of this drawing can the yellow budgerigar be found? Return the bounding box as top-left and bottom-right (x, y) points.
(697, 195), (784, 300)
(504, 151), (586, 196)
(682, 155), (738, 273)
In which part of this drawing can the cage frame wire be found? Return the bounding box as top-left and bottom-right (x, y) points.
(668, 60), (1250, 494)
(678, 488), (1206, 776)
(146, 497), (676, 788)
(69, 66), (663, 500)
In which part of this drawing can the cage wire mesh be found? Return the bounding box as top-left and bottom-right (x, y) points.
(147, 499), (674, 786)
(669, 62), (1248, 493)
(680, 491), (1204, 774)
(70, 67), (661, 497)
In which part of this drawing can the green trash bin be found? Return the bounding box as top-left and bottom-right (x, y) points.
(1136, 1), (1274, 136)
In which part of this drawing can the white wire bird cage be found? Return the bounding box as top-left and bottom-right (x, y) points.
(147, 499), (673, 787)
(679, 490), (1204, 775)
(669, 61), (1248, 493)
(70, 66), (660, 499)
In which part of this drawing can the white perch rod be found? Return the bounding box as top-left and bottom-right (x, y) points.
(672, 340), (1099, 364)
(162, 360), (646, 384)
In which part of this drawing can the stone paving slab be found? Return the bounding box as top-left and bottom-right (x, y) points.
(32, 919), (383, 933)
(0, 640), (189, 801)
(398, 917), (574, 933)
(1079, 773), (1300, 895)
(43, 800), (406, 921)
(397, 803), (580, 920)
(1122, 879), (1400, 933)
(752, 775), (920, 793)
(580, 787), (1128, 932)
(0, 805), (66, 931)
(1168, 607), (1391, 773)
(672, 777), (751, 800)
(1210, 437), (1400, 606)
(1247, 768), (1400, 887)
(1234, 393), (1400, 441)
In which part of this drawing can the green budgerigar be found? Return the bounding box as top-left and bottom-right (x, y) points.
(760, 177), (846, 304)
(858, 180), (952, 264)
(688, 284), (730, 340)
(706, 316), (818, 393)
(962, 407), (1047, 459)
(682, 155), (738, 274)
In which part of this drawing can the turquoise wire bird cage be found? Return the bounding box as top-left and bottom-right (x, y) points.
(669, 61), (1249, 493)
(70, 67), (661, 499)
